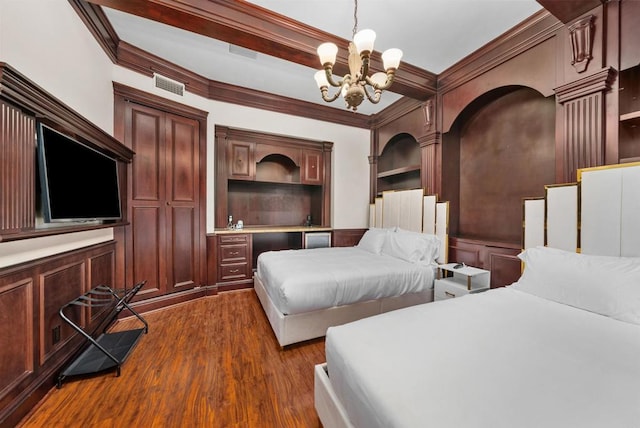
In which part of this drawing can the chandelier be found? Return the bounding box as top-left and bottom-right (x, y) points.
(313, 0), (403, 112)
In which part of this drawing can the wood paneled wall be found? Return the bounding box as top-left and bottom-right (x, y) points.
(0, 242), (116, 427)
(0, 101), (35, 234)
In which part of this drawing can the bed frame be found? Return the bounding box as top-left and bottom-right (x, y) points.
(315, 162), (640, 427)
(254, 188), (448, 347)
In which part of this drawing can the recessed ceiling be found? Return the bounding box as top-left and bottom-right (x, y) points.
(103, 0), (543, 116)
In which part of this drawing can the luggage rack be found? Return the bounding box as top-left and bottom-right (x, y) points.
(57, 281), (148, 388)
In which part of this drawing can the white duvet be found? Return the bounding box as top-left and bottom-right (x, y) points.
(256, 247), (435, 315)
(325, 287), (640, 428)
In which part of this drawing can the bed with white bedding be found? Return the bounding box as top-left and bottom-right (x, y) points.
(254, 188), (449, 347)
(255, 226), (443, 346)
(256, 246), (436, 315)
(315, 163), (640, 427)
(315, 246), (640, 427)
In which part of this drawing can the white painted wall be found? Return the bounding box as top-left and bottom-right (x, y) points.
(0, 0), (117, 267)
(0, 0), (370, 267)
(0, 0), (115, 132)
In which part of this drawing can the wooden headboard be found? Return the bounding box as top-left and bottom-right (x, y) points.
(523, 162), (640, 257)
(369, 188), (449, 263)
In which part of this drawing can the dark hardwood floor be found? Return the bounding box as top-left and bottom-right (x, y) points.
(18, 290), (325, 427)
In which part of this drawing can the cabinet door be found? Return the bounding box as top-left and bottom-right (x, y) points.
(228, 141), (255, 180)
(121, 101), (204, 300)
(302, 149), (323, 184)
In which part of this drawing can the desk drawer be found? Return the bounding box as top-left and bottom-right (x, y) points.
(219, 234), (249, 244)
(219, 263), (250, 281)
(220, 244), (248, 262)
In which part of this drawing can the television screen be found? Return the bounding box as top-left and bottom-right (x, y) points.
(37, 123), (122, 222)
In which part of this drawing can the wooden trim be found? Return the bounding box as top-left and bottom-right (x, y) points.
(115, 42), (371, 129)
(112, 81), (208, 120)
(67, 0), (119, 63)
(370, 97), (424, 128)
(0, 63), (133, 161)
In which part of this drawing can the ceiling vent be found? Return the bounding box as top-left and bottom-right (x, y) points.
(153, 73), (185, 96)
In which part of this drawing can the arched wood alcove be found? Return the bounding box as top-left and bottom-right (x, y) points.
(376, 133), (420, 195)
(442, 86), (555, 244)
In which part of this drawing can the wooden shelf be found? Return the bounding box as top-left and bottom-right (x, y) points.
(377, 165), (420, 178)
(620, 111), (640, 124)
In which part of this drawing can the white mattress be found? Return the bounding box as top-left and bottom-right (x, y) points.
(325, 287), (640, 428)
(256, 247), (435, 315)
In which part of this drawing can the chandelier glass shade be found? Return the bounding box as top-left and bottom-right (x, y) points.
(314, 5), (402, 112)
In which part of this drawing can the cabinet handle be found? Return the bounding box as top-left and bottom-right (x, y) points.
(229, 269), (240, 274)
(445, 291), (456, 298)
(229, 251), (239, 256)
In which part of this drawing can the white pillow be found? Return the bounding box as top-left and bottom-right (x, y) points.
(381, 229), (441, 264)
(510, 246), (640, 325)
(357, 228), (389, 254)
(394, 228), (441, 264)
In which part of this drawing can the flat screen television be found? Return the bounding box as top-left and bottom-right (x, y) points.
(37, 122), (122, 223)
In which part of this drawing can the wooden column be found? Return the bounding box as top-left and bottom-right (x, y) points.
(0, 101), (35, 234)
(554, 67), (616, 182)
(419, 131), (440, 196)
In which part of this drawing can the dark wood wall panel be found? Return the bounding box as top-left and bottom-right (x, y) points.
(0, 242), (115, 427)
(38, 262), (85, 366)
(0, 101), (35, 233)
(170, 206), (196, 290)
(131, 206), (162, 298)
(332, 229), (367, 248)
(449, 237), (521, 288)
(489, 252), (522, 288)
(87, 250), (115, 325)
(169, 116), (197, 202)
(457, 88), (556, 244)
(0, 278), (34, 402)
(131, 109), (162, 201)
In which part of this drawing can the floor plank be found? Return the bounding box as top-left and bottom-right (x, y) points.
(18, 290), (325, 427)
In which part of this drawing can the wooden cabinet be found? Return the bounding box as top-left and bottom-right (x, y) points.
(228, 140), (255, 180)
(302, 149), (323, 185)
(215, 126), (332, 229)
(116, 90), (207, 301)
(217, 234), (252, 289)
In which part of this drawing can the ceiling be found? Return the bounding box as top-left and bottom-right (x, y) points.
(99, 0), (544, 116)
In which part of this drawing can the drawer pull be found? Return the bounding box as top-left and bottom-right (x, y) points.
(445, 291), (456, 298)
(229, 251), (239, 256)
(229, 269), (240, 274)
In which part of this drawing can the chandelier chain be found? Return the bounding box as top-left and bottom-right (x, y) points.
(352, 0), (358, 38)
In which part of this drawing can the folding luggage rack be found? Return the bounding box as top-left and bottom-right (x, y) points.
(57, 281), (148, 388)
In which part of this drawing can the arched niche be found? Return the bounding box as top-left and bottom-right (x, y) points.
(256, 153), (300, 183)
(376, 133), (421, 195)
(441, 85), (555, 243)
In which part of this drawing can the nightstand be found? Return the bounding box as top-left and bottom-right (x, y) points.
(434, 263), (490, 301)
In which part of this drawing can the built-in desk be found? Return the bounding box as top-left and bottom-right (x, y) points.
(209, 226), (334, 291)
(214, 225), (332, 235)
